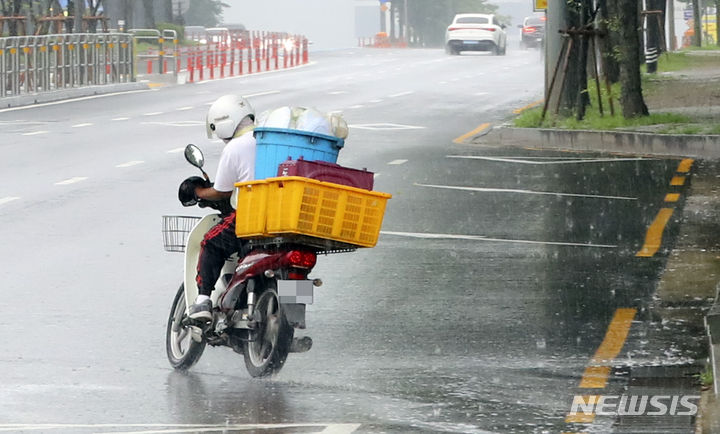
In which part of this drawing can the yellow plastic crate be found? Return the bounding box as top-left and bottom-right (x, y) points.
(234, 176), (391, 248)
(234, 180), (269, 238)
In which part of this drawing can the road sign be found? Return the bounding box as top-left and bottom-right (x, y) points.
(534, 0), (547, 11)
(684, 9), (693, 20)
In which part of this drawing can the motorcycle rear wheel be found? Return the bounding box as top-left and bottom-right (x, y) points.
(166, 283), (206, 370)
(243, 286), (294, 377)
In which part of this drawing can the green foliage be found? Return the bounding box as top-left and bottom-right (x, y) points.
(156, 22), (185, 42)
(184, 0), (227, 27)
(699, 365), (714, 387)
(408, 0), (499, 47)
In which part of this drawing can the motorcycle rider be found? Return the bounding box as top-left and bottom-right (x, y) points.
(186, 94), (257, 321)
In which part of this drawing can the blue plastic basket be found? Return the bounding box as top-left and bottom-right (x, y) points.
(254, 127), (345, 180)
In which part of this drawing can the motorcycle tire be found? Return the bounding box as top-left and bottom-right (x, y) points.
(243, 284), (294, 378)
(166, 283), (206, 370)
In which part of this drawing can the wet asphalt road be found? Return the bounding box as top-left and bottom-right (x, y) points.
(0, 48), (708, 433)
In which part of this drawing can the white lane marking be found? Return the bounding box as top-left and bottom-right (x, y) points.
(328, 110), (344, 114)
(329, 91), (348, 95)
(388, 159), (408, 165)
(0, 120), (46, 125)
(0, 196), (20, 206)
(388, 91), (414, 98)
(54, 177), (87, 186)
(446, 155), (652, 165)
(144, 112), (163, 116)
(0, 89), (151, 113)
(0, 423), (362, 433)
(21, 130), (49, 136)
(141, 121), (204, 127)
(348, 104), (365, 109)
(167, 147), (185, 153)
(381, 231), (617, 248)
(349, 123), (425, 130)
(244, 90), (281, 98)
(116, 160), (144, 168)
(71, 123), (93, 128)
(112, 117), (130, 121)
(369, 99), (383, 103)
(476, 92), (488, 96)
(176, 106), (193, 111)
(415, 183), (637, 201)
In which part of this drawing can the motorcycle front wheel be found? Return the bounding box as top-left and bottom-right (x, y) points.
(243, 286), (294, 377)
(166, 283), (206, 370)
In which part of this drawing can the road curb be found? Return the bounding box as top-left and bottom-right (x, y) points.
(706, 283), (720, 398)
(477, 126), (720, 159)
(0, 82), (150, 109)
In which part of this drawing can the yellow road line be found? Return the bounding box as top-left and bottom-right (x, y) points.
(670, 175), (686, 186)
(636, 208), (674, 257)
(578, 366), (611, 388)
(147, 83), (166, 89)
(576, 309), (637, 389)
(590, 308), (637, 362)
(513, 99), (544, 114)
(677, 158), (694, 173)
(453, 123), (490, 144)
(665, 193), (680, 202)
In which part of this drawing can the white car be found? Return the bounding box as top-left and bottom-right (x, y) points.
(445, 13), (507, 56)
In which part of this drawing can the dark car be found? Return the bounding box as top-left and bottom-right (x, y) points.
(519, 16), (545, 49)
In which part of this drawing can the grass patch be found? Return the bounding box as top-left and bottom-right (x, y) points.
(513, 79), (690, 130)
(709, 124), (720, 134)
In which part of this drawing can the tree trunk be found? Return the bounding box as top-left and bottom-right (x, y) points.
(716, 0), (720, 46)
(618, 0), (649, 117)
(142, 0), (154, 28)
(559, 0), (591, 117)
(123, 0), (134, 30)
(389, 2), (396, 41)
(598, 0), (620, 83)
(164, 0), (174, 24)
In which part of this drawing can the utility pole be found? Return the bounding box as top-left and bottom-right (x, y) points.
(74, 0), (85, 32)
(667, 0), (677, 50)
(545, 0), (567, 104)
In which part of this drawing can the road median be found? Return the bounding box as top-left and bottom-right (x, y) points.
(0, 82), (149, 110)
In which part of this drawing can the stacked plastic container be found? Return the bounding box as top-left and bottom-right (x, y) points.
(234, 107), (391, 249)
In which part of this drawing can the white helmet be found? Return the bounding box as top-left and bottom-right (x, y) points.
(206, 95), (255, 140)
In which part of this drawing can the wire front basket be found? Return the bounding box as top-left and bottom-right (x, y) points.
(162, 215), (202, 253)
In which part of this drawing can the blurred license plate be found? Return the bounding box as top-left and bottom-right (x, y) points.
(464, 41), (479, 44)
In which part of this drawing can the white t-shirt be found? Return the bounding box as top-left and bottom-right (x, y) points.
(214, 129), (256, 192)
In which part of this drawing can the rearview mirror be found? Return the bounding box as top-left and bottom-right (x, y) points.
(184, 144), (205, 169)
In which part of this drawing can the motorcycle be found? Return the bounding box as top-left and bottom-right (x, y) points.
(162, 144), (337, 377)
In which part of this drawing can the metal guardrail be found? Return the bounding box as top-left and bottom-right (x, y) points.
(0, 33), (134, 98)
(130, 28), (178, 75)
